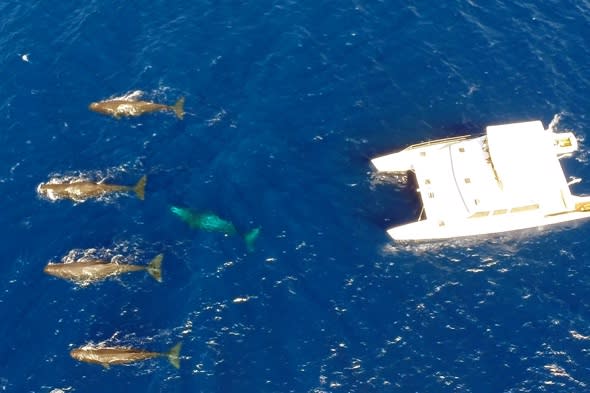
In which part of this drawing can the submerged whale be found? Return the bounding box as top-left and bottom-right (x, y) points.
(70, 342), (181, 369)
(170, 205), (260, 251)
(44, 254), (163, 285)
(89, 96), (185, 119)
(38, 175), (147, 202)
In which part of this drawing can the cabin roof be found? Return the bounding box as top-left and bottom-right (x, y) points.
(486, 121), (570, 213)
(413, 121), (571, 221)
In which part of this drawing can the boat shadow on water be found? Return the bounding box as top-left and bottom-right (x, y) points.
(368, 170), (423, 231)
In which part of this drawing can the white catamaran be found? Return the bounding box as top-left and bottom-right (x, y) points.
(371, 120), (590, 241)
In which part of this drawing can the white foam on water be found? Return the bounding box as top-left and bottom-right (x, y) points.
(48, 387), (73, 393)
(109, 90), (144, 101)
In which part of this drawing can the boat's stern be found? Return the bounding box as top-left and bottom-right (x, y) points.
(370, 150), (415, 173)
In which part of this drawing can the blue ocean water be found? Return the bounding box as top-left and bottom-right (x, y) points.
(1, 1), (590, 392)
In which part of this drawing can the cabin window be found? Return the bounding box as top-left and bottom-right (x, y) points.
(459, 147), (465, 152)
(474, 198), (480, 205)
(510, 204), (540, 213)
(428, 192), (435, 198)
(470, 211), (489, 218)
(424, 179), (431, 185)
(464, 178), (471, 184)
(493, 209), (507, 215)
(420, 151), (426, 157)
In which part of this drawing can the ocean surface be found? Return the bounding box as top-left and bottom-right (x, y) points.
(1, 1), (590, 392)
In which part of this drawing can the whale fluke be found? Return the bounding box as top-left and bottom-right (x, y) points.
(172, 97), (185, 120)
(146, 254), (163, 282)
(244, 227), (261, 252)
(133, 175), (147, 200)
(167, 342), (182, 369)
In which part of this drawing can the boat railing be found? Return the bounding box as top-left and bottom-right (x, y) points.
(403, 135), (472, 151)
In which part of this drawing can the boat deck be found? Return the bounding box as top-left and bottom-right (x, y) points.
(370, 120), (590, 241)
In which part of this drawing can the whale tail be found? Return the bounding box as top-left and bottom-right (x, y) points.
(244, 227), (261, 252)
(133, 175), (147, 200)
(166, 342), (182, 369)
(146, 254), (163, 282)
(171, 97), (185, 120)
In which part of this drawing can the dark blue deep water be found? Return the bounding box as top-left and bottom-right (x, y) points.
(1, 1), (590, 392)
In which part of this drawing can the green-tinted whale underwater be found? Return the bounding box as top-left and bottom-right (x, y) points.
(170, 206), (260, 251)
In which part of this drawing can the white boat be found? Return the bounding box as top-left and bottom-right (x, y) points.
(371, 120), (590, 241)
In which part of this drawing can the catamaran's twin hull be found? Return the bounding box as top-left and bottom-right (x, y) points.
(387, 209), (590, 241)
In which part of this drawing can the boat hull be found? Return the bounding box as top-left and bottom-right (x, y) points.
(388, 211), (590, 241)
(372, 121), (589, 242)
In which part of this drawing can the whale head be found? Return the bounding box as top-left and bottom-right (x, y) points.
(43, 264), (57, 276)
(70, 348), (86, 361)
(170, 205), (192, 220)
